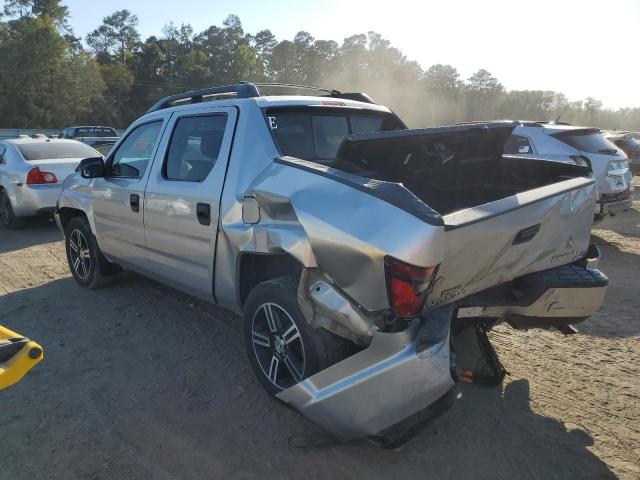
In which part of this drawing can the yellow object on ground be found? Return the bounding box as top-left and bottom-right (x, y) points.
(0, 325), (43, 390)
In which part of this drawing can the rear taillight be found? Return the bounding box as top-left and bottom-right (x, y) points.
(385, 257), (439, 317)
(570, 155), (591, 169)
(26, 167), (57, 185)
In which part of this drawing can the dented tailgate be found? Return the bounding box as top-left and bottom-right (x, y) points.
(427, 176), (598, 308)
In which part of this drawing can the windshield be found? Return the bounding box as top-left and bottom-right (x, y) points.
(266, 108), (405, 165)
(553, 130), (620, 155)
(74, 127), (117, 137)
(18, 142), (99, 161)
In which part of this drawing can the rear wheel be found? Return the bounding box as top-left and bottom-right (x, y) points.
(243, 277), (353, 396)
(0, 191), (27, 230)
(65, 216), (120, 288)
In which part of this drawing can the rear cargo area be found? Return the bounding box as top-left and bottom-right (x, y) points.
(334, 123), (598, 308)
(335, 124), (591, 216)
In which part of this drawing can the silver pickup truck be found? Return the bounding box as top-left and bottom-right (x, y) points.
(55, 83), (608, 444)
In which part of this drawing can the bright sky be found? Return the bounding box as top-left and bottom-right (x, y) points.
(65, 0), (640, 109)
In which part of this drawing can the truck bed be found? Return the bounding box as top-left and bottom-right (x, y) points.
(333, 123), (598, 306)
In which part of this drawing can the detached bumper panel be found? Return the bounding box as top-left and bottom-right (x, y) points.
(276, 309), (455, 441)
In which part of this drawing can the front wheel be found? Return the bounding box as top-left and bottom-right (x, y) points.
(242, 277), (354, 397)
(65, 216), (120, 288)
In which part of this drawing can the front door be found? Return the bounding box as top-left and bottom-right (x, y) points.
(143, 107), (237, 301)
(92, 118), (168, 269)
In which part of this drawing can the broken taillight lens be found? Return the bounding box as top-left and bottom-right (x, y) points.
(26, 167), (57, 185)
(385, 256), (438, 317)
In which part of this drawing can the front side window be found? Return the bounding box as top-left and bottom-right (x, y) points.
(504, 135), (533, 154)
(164, 114), (227, 182)
(110, 121), (162, 178)
(268, 108), (403, 165)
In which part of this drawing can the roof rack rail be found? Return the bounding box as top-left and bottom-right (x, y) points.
(146, 82), (375, 113)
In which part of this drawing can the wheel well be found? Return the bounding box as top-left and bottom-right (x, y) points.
(238, 253), (303, 307)
(58, 207), (86, 232)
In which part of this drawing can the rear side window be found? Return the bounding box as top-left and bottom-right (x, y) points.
(164, 114), (227, 182)
(17, 142), (99, 161)
(0, 146), (6, 164)
(268, 109), (403, 165)
(553, 130), (619, 155)
(504, 135), (533, 154)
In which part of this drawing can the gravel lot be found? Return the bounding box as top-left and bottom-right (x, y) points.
(1, 189), (639, 479)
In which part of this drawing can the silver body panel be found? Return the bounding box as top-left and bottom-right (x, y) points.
(0, 139), (86, 217)
(56, 98), (608, 441)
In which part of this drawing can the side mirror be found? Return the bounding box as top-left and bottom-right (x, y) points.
(79, 157), (105, 179)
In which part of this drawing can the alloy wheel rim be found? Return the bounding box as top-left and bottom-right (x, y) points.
(251, 302), (305, 389)
(69, 229), (92, 280)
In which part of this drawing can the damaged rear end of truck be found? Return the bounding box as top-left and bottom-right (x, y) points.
(221, 113), (606, 445)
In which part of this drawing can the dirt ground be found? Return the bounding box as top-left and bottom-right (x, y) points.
(1, 191), (639, 479)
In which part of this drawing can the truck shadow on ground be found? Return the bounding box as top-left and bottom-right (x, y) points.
(0, 276), (616, 479)
(0, 216), (61, 254)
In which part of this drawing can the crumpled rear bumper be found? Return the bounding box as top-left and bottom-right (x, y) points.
(276, 308), (455, 441)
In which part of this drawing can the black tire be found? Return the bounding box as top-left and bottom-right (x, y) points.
(0, 190), (27, 230)
(243, 276), (353, 397)
(64, 216), (120, 288)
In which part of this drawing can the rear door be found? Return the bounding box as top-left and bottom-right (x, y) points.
(142, 106), (237, 301)
(91, 116), (168, 269)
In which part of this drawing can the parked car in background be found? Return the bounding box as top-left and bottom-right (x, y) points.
(0, 138), (100, 229)
(58, 126), (119, 152)
(55, 83), (606, 444)
(503, 122), (634, 221)
(603, 131), (640, 173)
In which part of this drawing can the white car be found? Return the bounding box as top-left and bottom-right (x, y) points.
(0, 138), (100, 229)
(503, 122), (634, 221)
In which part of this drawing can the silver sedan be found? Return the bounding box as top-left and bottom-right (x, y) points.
(0, 138), (100, 229)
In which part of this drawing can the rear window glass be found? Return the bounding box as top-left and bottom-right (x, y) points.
(613, 138), (640, 151)
(554, 131), (619, 155)
(267, 109), (402, 164)
(18, 142), (99, 161)
(74, 127), (117, 137)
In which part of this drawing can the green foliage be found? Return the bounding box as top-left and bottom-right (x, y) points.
(0, 14), (103, 128)
(0, 8), (638, 130)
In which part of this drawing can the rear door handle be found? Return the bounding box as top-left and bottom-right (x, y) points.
(130, 194), (140, 212)
(196, 203), (211, 226)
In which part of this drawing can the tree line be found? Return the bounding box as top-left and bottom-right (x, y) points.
(1, 0), (638, 131)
